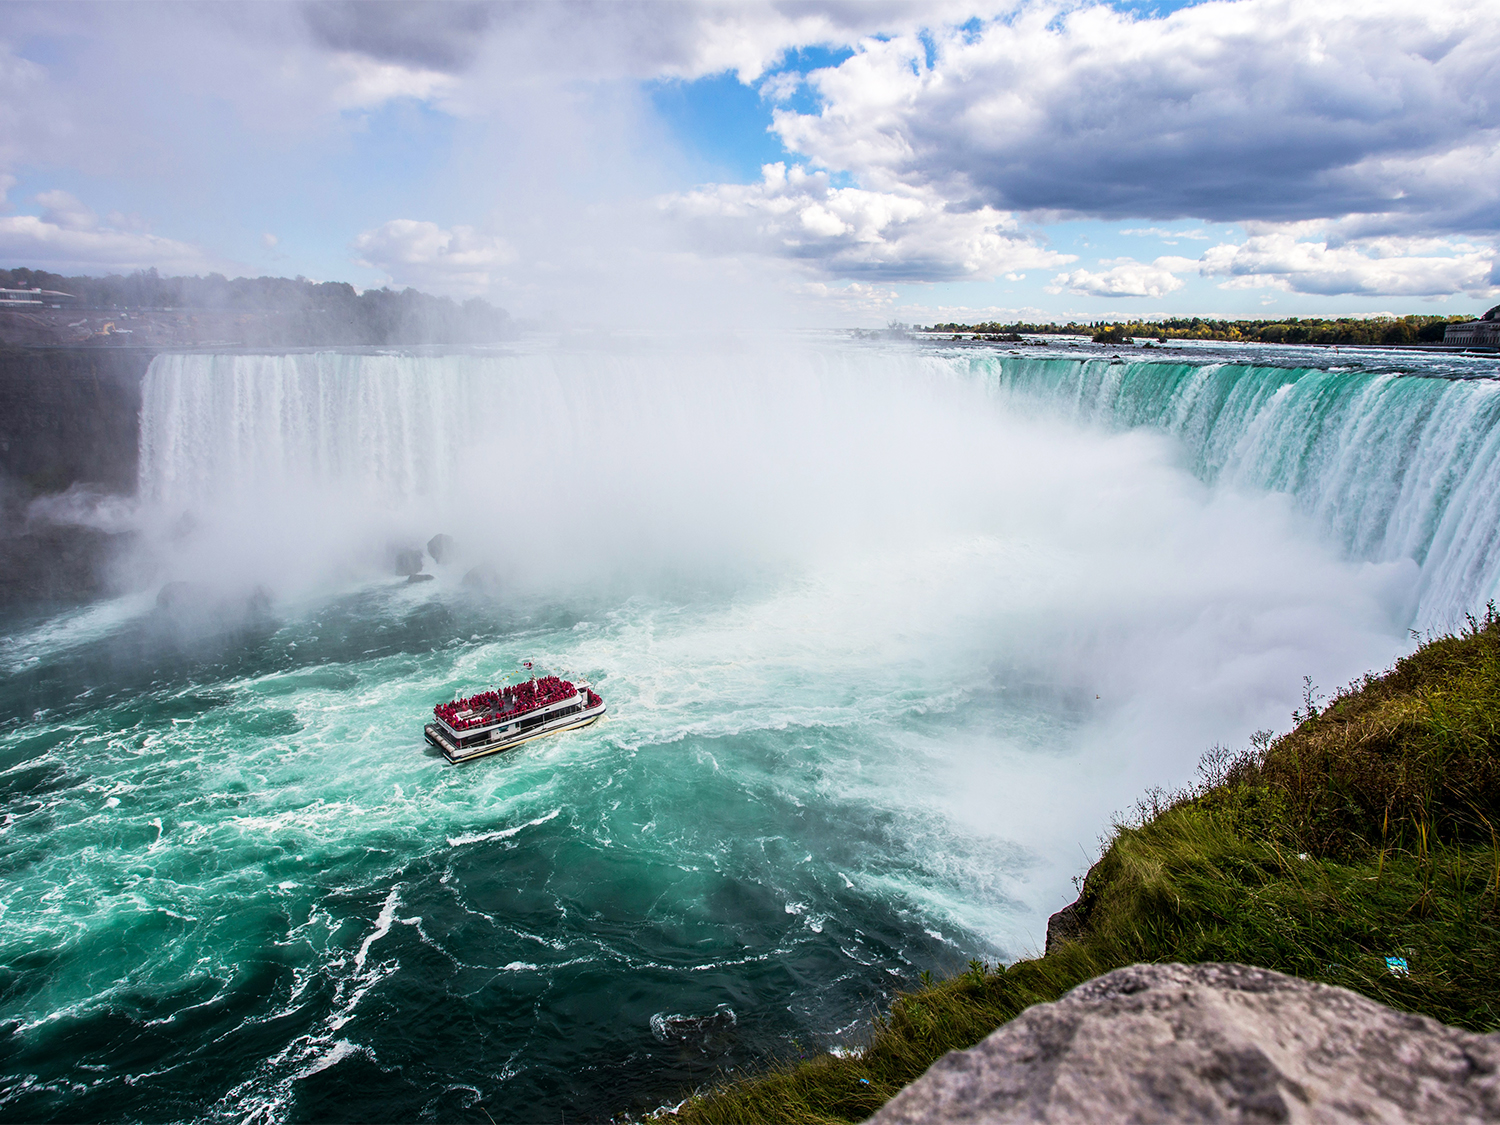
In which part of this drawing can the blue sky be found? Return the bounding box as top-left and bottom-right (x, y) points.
(1, 1), (1496, 326)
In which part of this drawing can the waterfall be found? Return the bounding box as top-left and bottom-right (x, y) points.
(137, 348), (1500, 625)
(135, 346), (990, 592)
(973, 356), (1500, 625)
(138, 352), (477, 508)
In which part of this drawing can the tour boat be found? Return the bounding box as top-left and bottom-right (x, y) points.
(424, 674), (606, 763)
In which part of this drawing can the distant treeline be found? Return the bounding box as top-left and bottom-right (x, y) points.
(926, 315), (1472, 346)
(1, 267), (512, 345)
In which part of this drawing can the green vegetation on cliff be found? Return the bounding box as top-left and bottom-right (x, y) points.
(672, 612), (1500, 1123)
(927, 315), (1470, 346)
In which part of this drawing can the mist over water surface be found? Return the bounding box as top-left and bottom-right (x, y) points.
(1, 338), (1495, 1121)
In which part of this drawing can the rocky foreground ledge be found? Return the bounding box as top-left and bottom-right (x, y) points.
(870, 962), (1500, 1125)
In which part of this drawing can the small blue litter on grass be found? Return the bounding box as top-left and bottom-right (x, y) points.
(1385, 956), (1409, 976)
(860, 1079), (870, 1085)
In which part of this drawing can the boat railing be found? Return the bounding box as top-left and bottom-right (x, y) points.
(435, 676), (582, 732)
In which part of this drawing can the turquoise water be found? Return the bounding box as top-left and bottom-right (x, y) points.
(1, 339), (1494, 1121)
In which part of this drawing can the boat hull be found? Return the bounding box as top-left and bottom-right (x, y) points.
(425, 699), (607, 764)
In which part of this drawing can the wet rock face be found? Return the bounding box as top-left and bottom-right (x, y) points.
(650, 1005), (738, 1057)
(869, 963), (1500, 1125)
(0, 347), (150, 494)
(461, 563), (501, 593)
(1044, 897), (1087, 955)
(155, 581), (273, 627)
(0, 348), (151, 609)
(426, 533), (455, 564)
(392, 548), (424, 576)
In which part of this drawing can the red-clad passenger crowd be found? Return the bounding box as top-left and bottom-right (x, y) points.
(434, 675), (580, 731)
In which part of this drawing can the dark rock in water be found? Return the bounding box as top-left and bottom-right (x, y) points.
(461, 563), (501, 592)
(406, 572), (435, 584)
(155, 581), (274, 626)
(393, 548), (423, 576)
(169, 511), (198, 542)
(427, 533), (455, 563)
(156, 580), (208, 613)
(869, 962), (1500, 1124)
(650, 1005), (738, 1055)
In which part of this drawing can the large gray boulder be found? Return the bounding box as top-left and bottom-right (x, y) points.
(869, 963), (1500, 1124)
(392, 547), (424, 576)
(461, 562), (501, 593)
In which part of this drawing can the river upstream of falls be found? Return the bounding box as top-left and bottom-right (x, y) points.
(2, 337), (1499, 1122)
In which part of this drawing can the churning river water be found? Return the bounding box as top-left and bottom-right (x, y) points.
(2, 336), (1498, 1121)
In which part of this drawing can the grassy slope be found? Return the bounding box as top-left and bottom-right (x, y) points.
(673, 613), (1500, 1124)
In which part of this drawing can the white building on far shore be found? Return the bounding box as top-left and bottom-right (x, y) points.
(0, 287), (75, 307)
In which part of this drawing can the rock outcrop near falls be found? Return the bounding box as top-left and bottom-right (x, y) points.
(869, 962), (1500, 1125)
(0, 347), (151, 606)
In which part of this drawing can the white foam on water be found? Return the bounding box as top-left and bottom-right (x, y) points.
(0, 591), (156, 675)
(446, 807), (562, 848)
(354, 888), (401, 971)
(293, 1040), (368, 1080)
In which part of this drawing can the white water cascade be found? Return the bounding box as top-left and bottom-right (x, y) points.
(139, 346), (1500, 626)
(974, 355), (1500, 627)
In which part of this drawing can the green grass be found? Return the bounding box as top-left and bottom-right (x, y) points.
(668, 610), (1500, 1124)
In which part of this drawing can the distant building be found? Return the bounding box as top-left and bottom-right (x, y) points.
(1444, 304), (1500, 347)
(0, 286), (75, 307)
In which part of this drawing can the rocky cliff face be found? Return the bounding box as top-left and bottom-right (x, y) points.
(870, 962), (1500, 1124)
(0, 347), (152, 609)
(0, 346), (149, 495)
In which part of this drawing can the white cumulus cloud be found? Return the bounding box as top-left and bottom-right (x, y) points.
(666, 162), (1074, 283)
(0, 190), (223, 275)
(1047, 258), (1189, 299)
(352, 219), (515, 296)
(771, 0), (1499, 233)
(1121, 228), (1210, 242)
(1201, 235), (1498, 297)
(328, 53), (457, 110)
(35, 189), (98, 231)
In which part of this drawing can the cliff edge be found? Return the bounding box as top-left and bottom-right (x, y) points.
(871, 962), (1500, 1124)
